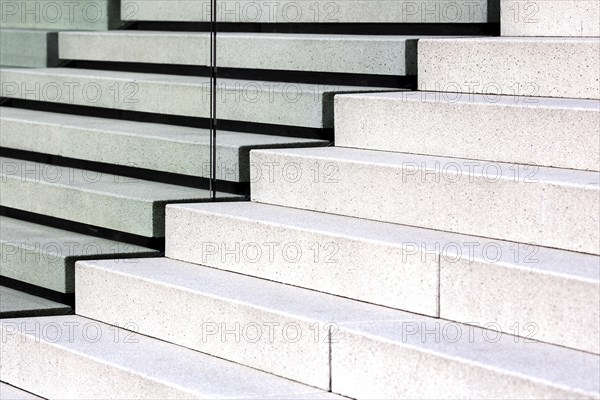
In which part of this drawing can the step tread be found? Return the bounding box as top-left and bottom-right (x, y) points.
(252, 147), (600, 188)
(0, 315), (343, 399)
(0, 286), (71, 318)
(169, 202), (599, 281)
(0, 382), (45, 400)
(0, 216), (159, 293)
(58, 31), (419, 75)
(77, 257), (600, 397)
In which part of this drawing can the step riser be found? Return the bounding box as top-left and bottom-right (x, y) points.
(334, 92), (600, 171)
(0, 69), (388, 128)
(418, 39), (600, 100)
(500, 0), (600, 37)
(165, 205), (439, 316)
(0, 30), (58, 68)
(250, 149), (600, 254)
(59, 32), (417, 76)
(0, 287), (71, 318)
(441, 258), (600, 354)
(75, 263), (331, 389)
(331, 328), (597, 399)
(0, 0), (120, 30)
(121, 0), (495, 23)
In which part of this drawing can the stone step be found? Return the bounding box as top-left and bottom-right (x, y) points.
(0, 68), (391, 128)
(334, 91), (600, 171)
(75, 258), (599, 399)
(0, 107), (328, 182)
(250, 147), (600, 254)
(0, 157), (237, 238)
(418, 37), (600, 100)
(0, 0), (121, 30)
(0, 29), (59, 68)
(0, 216), (158, 293)
(59, 31), (419, 76)
(0, 382), (44, 400)
(0, 286), (71, 318)
(165, 201), (600, 354)
(120, 0), (495, 23)
(0, 315), (343, 399)
(331, 319), (600, 399)
(500, 0), (600, 37)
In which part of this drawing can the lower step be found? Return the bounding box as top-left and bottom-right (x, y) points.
(0, 286), (71, 318)
(0, 29), (58, 68)
(0, 315), (342, 399)
(75, 258), (599, 398)
(0, 216), (158, 293)
(0, 157), (238, 238)
(250, 147), (600, 254)
(0, 382), (44, 400)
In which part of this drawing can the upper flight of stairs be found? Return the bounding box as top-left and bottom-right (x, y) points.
(0, 0), (122, 67)
(2, 0), (599, 398)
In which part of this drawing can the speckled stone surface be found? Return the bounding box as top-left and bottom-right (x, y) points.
(0, 157), (236, 237)
(0, 29), (58, 68)
(331, 319), (600, 399)
(0, 216), (158, 293)
(501, 0), (600, 37)
(76, 259), (599, 399)
(121, 0), (495, 23)
(166, 201), (600, 353)
(0, 68), (392, 128)
(0, 107), (327, 182)
(0, 0), (121, 30)
(0, 287), (71, 318)
(250, 147), (600, 254)
(418, 37), (600, 99)
(59, 31), (419, 75)
(165, 201), (439, 316)
(0, 315), (343, 399)
(0, 382), (44, 400)
(334, 91), (600, 171)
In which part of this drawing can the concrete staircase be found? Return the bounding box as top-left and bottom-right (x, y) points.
(2, 0), (599, 398)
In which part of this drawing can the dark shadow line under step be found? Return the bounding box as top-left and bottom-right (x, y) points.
(1, 276), (75, 307)
(1, 99), (333, 141)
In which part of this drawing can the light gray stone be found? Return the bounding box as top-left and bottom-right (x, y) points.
(0, 0), (121, 30)
(0, 382), (44, 400)
(0, 315), (343, 399)
(331, 319), (600, 399)
(0, 29), (58, 68)
(59, 31), (419, 75)
(0, 68), (392, 128)
(500, 0), (600, 37)
(121, 0), (495, 23)
(334, 91), (600, 171)
(0, 216), (158, 293)
(166, 202), (600, 353)
(441, 248), (600, 354)
(250, 147), (600, 254)
(0, 287), (71, 318)
(0, 107), (327, 182)
(75, 258), (344, 389)
(418, 37), (600, 100)
(165, 201), (439, 316)
(0, 157), (237, 237)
